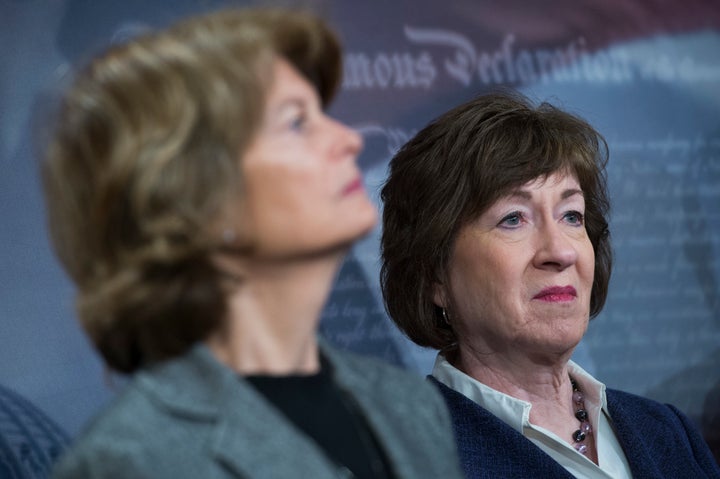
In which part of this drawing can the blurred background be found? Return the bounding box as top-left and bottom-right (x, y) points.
(2, 0), (719, 468)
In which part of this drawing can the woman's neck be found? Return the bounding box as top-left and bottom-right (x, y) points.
(207, 252), (343, 375)
(451, 344), (598, 463)
(453, 344), (572, 404)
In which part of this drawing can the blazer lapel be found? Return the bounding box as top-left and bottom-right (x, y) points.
(208, 386), (343, 478)
(139, 344), (346, 479)
(319, 342), (412, 474)
(430, 377), (576, 478)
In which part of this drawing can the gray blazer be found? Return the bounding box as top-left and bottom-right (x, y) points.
(53, 341), (463, 478)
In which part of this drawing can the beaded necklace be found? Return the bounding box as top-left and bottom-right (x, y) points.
(570, 377), (593, 455)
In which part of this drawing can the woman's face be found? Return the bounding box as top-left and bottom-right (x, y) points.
(435, 171), (595, 358)
(237, 58), (377, 259)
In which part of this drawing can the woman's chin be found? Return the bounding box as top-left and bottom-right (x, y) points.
(341, 201), (379, 242)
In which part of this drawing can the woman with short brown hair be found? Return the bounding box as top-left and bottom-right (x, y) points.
(381, 91), (719, 478)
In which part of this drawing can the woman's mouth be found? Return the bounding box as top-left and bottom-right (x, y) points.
(533, 285), (577, 302)
(341, 177), (364, 196)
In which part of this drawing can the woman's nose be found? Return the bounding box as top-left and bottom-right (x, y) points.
(328, 116), (363, 160)
(533, 222), (579, 271)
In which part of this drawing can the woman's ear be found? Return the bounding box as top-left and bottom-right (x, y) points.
(432, 282), (447, 309)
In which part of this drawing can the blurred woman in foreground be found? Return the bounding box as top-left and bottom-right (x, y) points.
(43, 8), (462, 479)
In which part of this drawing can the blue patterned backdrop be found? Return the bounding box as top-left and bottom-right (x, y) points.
(2, 0), (719, 467)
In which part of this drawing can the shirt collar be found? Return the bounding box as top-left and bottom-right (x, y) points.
(566, 360), (608, 414)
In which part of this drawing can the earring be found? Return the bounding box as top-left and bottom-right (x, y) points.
(441, 308), (450, 325)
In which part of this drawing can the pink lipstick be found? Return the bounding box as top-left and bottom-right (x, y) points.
(341, 177), (364, 196)
(533, 286), (577, 302)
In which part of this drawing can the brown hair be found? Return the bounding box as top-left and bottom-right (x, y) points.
(380, 91), (612, 350)
(42, 8), (342, 373)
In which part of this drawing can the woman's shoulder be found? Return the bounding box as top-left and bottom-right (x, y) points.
(51, 381), (157, 478)
(322, 343), (452, 422)
(605, 387), (713, 447)
(606, 387), (699, 429)
(53, 375), (220, 479)
(606, 387), (682, 415)
(606, 388), (720, 476)
(73, 380), (155, 438)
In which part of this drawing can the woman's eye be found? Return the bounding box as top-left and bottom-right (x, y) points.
(499, 211), (524, 228)
(289, 113), (307, 132)
(564, 211), (584, 226)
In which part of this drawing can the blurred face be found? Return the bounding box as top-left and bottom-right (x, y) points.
(435, 171), (595, 359)
(237, 58), (377, 259)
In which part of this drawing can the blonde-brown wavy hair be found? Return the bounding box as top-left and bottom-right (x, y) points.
(42, 8), (342, 373)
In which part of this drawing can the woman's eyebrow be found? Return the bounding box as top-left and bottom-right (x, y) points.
(562, 188), (584, 200)
(502, 188), (584, 202)
(505, 190), (532, 201)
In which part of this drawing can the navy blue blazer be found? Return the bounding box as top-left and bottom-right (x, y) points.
(430, 377), (720, 479)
